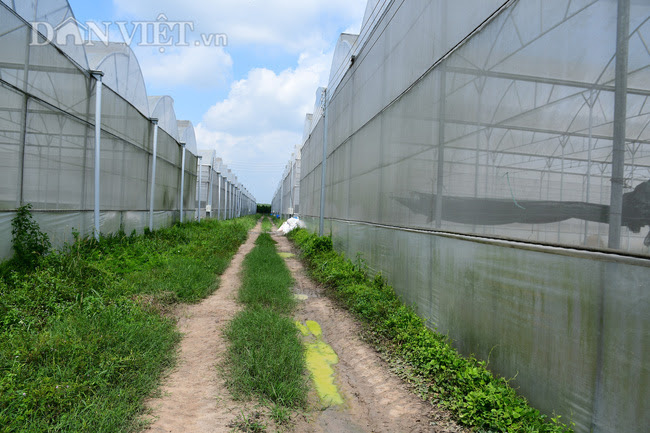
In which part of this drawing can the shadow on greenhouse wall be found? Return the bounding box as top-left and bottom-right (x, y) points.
(392, 179), (650, 246)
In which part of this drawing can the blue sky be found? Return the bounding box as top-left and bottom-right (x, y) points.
(67, 0), (366, 203)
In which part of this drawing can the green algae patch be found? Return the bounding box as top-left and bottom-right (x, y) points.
(306, 320), (322, 337)
(295, 321), (310, 336)
(278, 252), (295, 259)
(295, 320), (344, 406)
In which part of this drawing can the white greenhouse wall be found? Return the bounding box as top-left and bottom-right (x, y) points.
(0, 3), (254, 259)
(288, 1), (650, 432)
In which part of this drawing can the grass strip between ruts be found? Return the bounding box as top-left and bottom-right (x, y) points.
(261, 218), (273, 233)
(224, 232), (307, 408)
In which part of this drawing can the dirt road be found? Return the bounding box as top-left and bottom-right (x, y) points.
(143, 221), (467, 432)
(143, 222), (263, 432)
(273, 232), (467, 433)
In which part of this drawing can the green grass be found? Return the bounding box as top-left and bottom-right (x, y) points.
(224, 233), (306, 409)
(224, 307), (306, 407)
(238, 234), (296, 314)
(287, 228), (574, 433)
(0, 215), (257, 432)
(261, 218), (272, 233)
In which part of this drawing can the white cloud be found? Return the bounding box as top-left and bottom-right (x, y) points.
(134, 45), (232, 89)
(113, 0), (367, 54)
(200, 50), (331, 135)
(195, 126), (301, 202)
(194, 50), (333, 201)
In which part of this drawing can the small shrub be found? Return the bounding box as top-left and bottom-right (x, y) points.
(10, 204), (51, 270)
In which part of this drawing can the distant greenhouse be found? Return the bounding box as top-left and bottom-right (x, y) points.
(0, 0), (255, 259)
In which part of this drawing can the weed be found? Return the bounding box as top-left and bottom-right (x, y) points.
(269, 403), (291, 424)
(10, 204), (51, 271)
(225, 307), (306, 407)
(229, 410), (267, 432)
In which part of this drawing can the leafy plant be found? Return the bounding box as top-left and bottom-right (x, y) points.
(269, 403), (291, 424)
(10, 204), (51, 270)
(230, 410), (267, 432)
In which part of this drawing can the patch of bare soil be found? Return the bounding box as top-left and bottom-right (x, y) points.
(273, 232), (469, 433)
(143, 222), (263, 433)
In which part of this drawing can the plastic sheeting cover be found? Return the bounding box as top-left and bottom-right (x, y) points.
(277, 217), (306, 235)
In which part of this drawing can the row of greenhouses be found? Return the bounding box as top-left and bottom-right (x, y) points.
(273, 1), (649, 432)
(0, 0), (255, 260)
(271, 143), (301, 216)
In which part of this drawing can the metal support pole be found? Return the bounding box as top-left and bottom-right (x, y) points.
(584, 90), (595, 244)
(217, 172), (222, 220)
(319, 88), (328, 236)
(180, 143), (186, 223)
(149, 118), (159, 231)
(91, 71), (104, 241)
(225, 180), (229, 220)
(608, 0), (630, 249)
(280, 174), (284, 218)
(434, 3), (447, 230)
(236, 188), (239, 218)
(208, 155), (214, 218)
(435, 68), (447, 229)
(289, 157), (294, 215)
(197, 155), (202, 222)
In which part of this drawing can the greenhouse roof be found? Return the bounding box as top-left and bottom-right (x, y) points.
(149, 96), (180, 142)
(177, 120), (198, 156)
(85, 42), (150, 117)
(2, 0), (89, 68)
(328, 33), (359, 95)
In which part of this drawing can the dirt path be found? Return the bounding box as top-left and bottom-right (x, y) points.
(143, 220), (467, 432)
(143, 222), (263, 433)
(273, 231), (469, 433)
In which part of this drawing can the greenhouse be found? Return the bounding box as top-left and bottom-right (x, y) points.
(273, 1), (649, 432)
(197, 151), (257, 221)
(0, 0), (255, 259)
